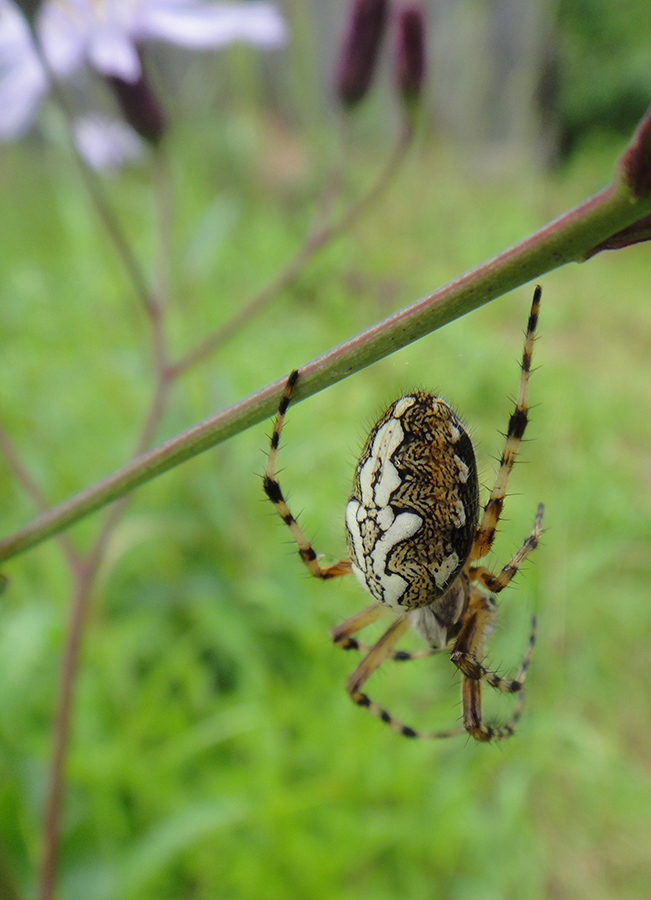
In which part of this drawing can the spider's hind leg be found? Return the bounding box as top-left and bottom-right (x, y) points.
(452, 602), (537, 692)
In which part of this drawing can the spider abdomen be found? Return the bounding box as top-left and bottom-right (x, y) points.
(345, 392), (479, 611)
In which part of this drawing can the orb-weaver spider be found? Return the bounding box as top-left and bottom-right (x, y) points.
(263, 287), (544, 741)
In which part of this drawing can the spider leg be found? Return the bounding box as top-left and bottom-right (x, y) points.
(461, 616), (535, 742)
(331, 603), (443, 659)
(469, 503), (544, 594)
(344, 617), (465, 739)
(451, 594), (537, 741)
(263, 369), (352, 580)
(469, 285), (541, 564)
(462, 678), (527, 743)
(330, 602), (389, 649)
(362, 645), (443, 661)
(452, 606), (537, 692)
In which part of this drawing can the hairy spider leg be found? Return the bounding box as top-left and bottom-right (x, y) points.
(457, 610), (536, 742)
(469, 502), (544, 594)
(344, 616), (466, 739)
(264, 369), (352, 579)
(331, 602), (443, 660)
(469, 285), (541, 563)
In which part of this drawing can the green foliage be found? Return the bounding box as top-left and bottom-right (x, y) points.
(557, 0), (651, 152)
(1, 125), (651, 900)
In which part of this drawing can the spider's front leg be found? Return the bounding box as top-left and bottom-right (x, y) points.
(469, 502), (544, 593)
(469, 285), (542, 564)
(263, 369), (352, 580)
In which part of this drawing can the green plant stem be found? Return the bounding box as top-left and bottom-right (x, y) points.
(0, 174), (648, 566)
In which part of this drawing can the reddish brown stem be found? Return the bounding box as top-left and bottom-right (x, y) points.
(38, 559), (92, 900)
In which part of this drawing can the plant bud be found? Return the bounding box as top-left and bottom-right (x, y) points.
(618, 100), (651, 196)
(336, 0), (390, 108)
(395, 4), (425, 108)
(106, 67), (166, 146)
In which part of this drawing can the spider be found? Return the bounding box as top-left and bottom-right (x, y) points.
(263, 286), (544, 742)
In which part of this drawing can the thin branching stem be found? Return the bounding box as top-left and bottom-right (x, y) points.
(38, 559), (92, 900)
(36, 368), (173, 900)
(4, 65), (415, 896)
(34, 149), (178, 897)
(0, 424), (80, 570)
(309, 116), (353, 233)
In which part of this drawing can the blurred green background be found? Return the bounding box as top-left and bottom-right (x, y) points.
(1, 2), (651, 899)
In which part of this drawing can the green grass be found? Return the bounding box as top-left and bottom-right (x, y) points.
(1, 120), (651, 900)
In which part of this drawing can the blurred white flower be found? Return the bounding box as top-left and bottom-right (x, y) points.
(0, 0), (48, 137)
(72, 114), (144, 169)
(0, 0), (287, 143)
(38, 0), (287, 81)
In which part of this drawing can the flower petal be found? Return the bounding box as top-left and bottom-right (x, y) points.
(38, 0), (89, 77)
(39, 0), (143, 80)
(87, 30), (142, 80)
(139, 1), (287, 48)
(73, 114), (144, 170)
(0, 0), (48, 138)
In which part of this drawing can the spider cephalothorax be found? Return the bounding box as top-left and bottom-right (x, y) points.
(263, 287), (544, 742)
